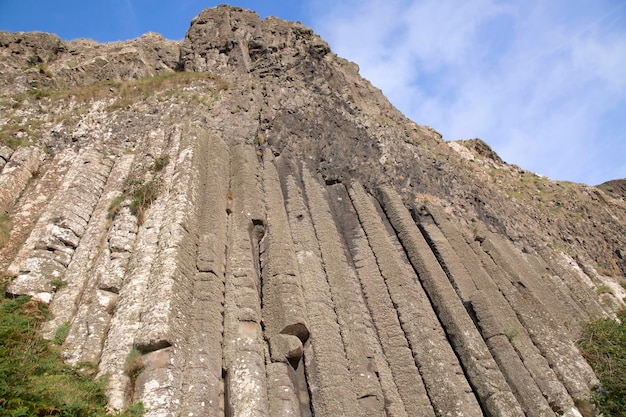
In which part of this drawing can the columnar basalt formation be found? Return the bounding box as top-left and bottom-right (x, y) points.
(1, 5), (626, 417)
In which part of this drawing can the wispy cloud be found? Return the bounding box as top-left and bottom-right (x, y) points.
(308, 0), (626, 184)
(117, 0), (139, 40)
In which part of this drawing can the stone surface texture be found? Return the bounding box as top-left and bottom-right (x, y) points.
(1, 5), (625, 417)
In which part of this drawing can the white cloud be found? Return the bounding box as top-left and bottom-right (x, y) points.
(308, 0), (626, 184)
(117, 0), (139, 40)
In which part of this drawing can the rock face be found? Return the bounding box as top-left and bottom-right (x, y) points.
(1, 5), (625, 417)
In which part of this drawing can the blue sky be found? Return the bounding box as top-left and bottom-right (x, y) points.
(1, 1), (625, 185)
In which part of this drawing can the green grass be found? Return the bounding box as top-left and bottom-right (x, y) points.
(124, 347), (144, 381)
(0, 296), (107, 415)
(53, 321), (70, 346)
(596, 284), (613, 295)
(15, 71), (228, 109)
(0, 296), (143, 416)
(0, 123), (36, 149)
(128, 178), (161, 225)
(579, 308), (626, 416)
(150, 155), (170, 173)
(108, 175), (163, 225)
(51, 279), (67, 291)
(505, 328), (518, 343)
(107, 153), (169, 224)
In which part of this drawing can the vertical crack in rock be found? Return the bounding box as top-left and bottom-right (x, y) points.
(129, 127), (193, 417)
(528, 245), (606, 329)
(380, 186), (525, 417)
(260, 154), (309, 343)
(326, 182), (401, 416)
(0, 145), (12, 173)
(1, 149), (75, 272)
(222, 140), (269, 417)
(301, 167), (384, 417)
(99, 180), (165, 410)
(339, 181), (427, 417)
(485, 230), (587, 338)
(350, 182), (479, 417)
(283, 173), (360, 417)
(98, 128), (184, 412)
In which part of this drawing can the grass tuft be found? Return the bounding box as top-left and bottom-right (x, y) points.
(578, 308), (626, 416)
(128, 178), (161, 225)
(53, 321), (70, 346)
(596, 284), (614, 295)
(150, 154), (170, 172)
(124, 347), (144, 380)
(108, 176), (163, 225)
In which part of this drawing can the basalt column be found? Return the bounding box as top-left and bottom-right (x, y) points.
(301, 168), (385, 417)
(416, 206), (556, 416)
(178, 128), (230, 417)
(423, 204), (578, 415)
(380, 186), (525, 417)
(222, 140), (269, 416)
(260, 154), (311, 416)
(283, 172), (361, 417)
(349, 182), (481, 417)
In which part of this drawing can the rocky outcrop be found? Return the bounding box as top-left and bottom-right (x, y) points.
(1, 5), (625, 417)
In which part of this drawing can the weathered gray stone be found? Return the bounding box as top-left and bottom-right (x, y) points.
(426, 204), (579, 414)
(472, 292), (556, 417)
(196, 232), (220, 273)
(269, 334), (303, 365)
(284, 173), (360, 417)
(99, 206), (162, 410)
(7, 149), (113, 299)
(179, 128), (229, 417)
(349, 183), (480, 417)
(222, 141), (269, 417)
(97, 127), (184, 413)
(267, 363), (301, 417)
(477, 234), (598, 403)
(418, 211), (558, 415)
(43, 153), (132, 343)
(1, 6), (618, 416)
(380, 186), (525, 417)
(0, 147), (43, 216)
(303, 169), (384, 417)
(134, 347), (177, 417)
(347, 181), (434, 417)
(533, 245), (606, 328)
(134, 128), (190, 353)
(0, 145), (13, 171)
(260, 155), (309, 343)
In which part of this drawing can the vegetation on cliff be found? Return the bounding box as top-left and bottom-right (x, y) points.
(579, 308), (626, 416)
(0, 277), (142, 416)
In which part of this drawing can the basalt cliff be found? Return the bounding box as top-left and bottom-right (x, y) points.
(1, 5), (625, 417)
